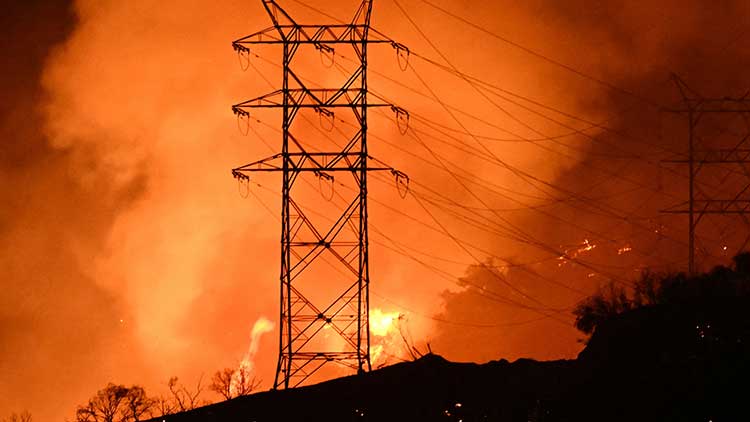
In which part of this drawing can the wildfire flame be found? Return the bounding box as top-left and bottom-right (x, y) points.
(369, 308), (403, 365)
(370, 308), (401, 337)
(230, 317), (274, 395)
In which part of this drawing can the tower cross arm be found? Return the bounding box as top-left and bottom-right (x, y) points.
(662, 199), (750, 214)
(232, 153), (405, 177)
(663, 149), (750, 164)
(232, 90), (395, 112)
(232, 25), (396, 46)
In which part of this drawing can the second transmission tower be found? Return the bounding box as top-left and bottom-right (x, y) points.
(663, 75), (750, 273)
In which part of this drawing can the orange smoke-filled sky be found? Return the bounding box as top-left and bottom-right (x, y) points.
(2, 0), (750, 421)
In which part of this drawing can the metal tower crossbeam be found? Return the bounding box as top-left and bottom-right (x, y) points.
(663, 199), (750, 215)
(232, 25), (396, 45)
(664, 148), (750, 164)
(232, 87), (392, 109)
(230, 0), (407, 389)
(232, 152), (398, 173)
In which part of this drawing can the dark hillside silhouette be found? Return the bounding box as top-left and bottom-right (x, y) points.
(577, 252), (750, 363)
(137, 256), (750, 421)
(571, 254), (750, 420)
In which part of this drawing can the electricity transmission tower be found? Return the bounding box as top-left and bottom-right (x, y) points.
(230, 0), (408, 389)
(663, 75), (750, 274)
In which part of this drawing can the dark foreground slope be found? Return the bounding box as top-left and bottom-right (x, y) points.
(155, 355), (576, 422)
(152, 323), (747, 422)
(151, 263), (750, 421)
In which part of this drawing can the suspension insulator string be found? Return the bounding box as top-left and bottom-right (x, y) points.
(317, 44), (336, 68)
(391, 42), (410, 72)
(392, 169), (410, 199)
(391, 106), (410, 135)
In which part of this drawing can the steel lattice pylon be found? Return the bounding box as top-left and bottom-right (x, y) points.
(663, 75), (750, 273)
(230, 0), (407, 389)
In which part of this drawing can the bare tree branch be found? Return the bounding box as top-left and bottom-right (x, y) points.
(167, 376), (206, 412)
(209, 366), (260, 400)
(2, 411), (32, 422)
(74, 384), (155, 422)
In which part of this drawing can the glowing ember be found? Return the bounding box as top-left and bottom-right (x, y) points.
(580, 239), (596, 252)
(618, 245), (632, 255)
(558, 239), (598, 266)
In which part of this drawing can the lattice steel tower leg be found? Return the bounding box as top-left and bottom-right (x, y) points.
(230, 0), (407, 389)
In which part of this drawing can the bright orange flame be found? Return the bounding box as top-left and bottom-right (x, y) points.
(369, 308), (403, 365)
(370, 308), (401, 337)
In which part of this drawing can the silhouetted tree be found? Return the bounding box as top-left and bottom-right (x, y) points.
(573, 283), (631, 335)
(632, 270), (660, 306)
(573, 252), (750, 337)
(209, 368), (234, 400)
(75, 384), (154, 422)
(210, 366), (259, 400)
(121, 386), (152, 422)
(1, 411), (32, 422)
(153, 396), (176, 418)
(165, 376), (208, 411)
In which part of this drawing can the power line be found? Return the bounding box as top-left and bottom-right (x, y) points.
(405, 124), (636, 288)
(287, 108), (591, 310)
(243, 81), (670, 288)
(254, 43), (702, 212)
(371, 289), (564, 329)
(417, 0), (663, 108)
(243, 87), (692, 283)
(243, 107), (571, 322)
(380, 4), (694, 235)
(236, 17), (700, 294)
